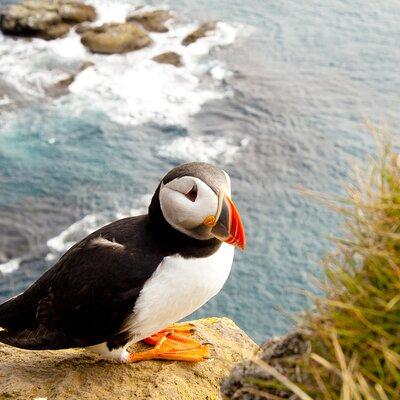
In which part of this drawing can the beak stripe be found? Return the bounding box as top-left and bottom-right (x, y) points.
(225, 195), (246, 250)
(208, 191), (246, 250)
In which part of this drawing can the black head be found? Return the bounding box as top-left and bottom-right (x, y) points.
(149, 162), (246, 250)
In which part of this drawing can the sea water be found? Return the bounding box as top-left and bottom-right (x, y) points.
(0, 0), (399, 342)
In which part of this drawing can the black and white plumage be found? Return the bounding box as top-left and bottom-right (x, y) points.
(0, 162), (246, 362)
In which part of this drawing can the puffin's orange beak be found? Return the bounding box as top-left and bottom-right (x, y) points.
(206, 192), (246, 250)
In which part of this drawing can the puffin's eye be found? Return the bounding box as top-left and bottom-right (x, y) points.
(185, 183), (198, 202)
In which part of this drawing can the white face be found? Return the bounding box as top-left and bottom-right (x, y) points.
(159, 176), (220, 240)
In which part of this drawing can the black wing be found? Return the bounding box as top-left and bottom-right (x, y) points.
(0, 215), (163, 350)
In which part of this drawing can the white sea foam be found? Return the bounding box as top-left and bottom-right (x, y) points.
(0, 257), (21, 275)
(0, 94), (11, 106)
(158, 136), (249, 164)
(46, 214), (102, 255)
(0, 0), (237, 126)
(93, 0), (133, 23)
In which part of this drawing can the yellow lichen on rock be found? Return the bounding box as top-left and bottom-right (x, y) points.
(0, 317), (257, 400)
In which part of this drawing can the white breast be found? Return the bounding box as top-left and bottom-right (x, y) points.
(125, 243), (234, 341)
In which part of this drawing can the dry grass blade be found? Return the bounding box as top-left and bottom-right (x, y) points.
(253, 128), (400, 399)
(253, 358), (313, 400)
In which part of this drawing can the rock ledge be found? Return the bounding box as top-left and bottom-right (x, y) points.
(0, 317), (257, 400)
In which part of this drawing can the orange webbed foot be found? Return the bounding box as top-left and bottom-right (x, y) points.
(127, 323), (210, 363)
(143, 322), (196, 345)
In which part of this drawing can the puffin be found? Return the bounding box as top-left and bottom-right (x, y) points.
(0, 162), (246, 363)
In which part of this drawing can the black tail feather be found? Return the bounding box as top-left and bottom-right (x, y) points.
(0, 326), (80, 350)
(0, 328), (45, 350)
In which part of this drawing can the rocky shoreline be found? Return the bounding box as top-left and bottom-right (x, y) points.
(0, 1), (217, 57)
(0, 0), (223, 102)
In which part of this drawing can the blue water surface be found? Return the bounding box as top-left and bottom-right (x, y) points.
(0, 0), (400, 342)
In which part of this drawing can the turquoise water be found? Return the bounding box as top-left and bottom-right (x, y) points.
(0, 0), (399, 342)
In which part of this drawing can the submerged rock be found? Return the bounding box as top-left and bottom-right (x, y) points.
(79, 60), (95, 71)
(81, 22), (151, 54)
(126, 9), (172, 33)
(0, 317), (256, 400)
(152, 51), (182, 67)
(0, 0), (96, 40)
(221, 330), (309, 400)
(46, 60), (95, 97)
(47, 74), (75, 97)
(182, 21), (217, 46)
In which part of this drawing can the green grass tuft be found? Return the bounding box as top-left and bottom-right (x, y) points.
(259, 129), (400, 399)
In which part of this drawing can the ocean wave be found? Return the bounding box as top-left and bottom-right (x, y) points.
(0, 257), (21, 275)
(157, 136), (249, 164)
(0, 1), (237, 127)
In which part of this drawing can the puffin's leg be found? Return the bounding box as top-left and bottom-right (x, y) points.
(143, 322), (196, 345)
(127, 333), (210, 363)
